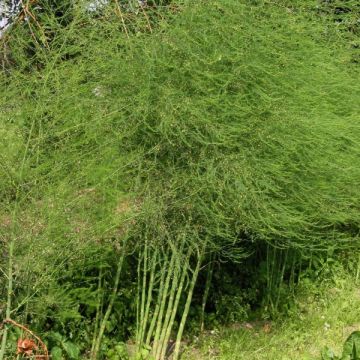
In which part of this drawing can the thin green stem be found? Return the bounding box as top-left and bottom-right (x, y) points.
(91, 267), (103, 356)
(91, 253), (125, 360)
(356, 252), (360, 283)
(139, 248), (157, 348)
(160, 249), (191, 360)
(275, 249), (288, 311)
(200, 256), (213, 333)
(145, 260), (167, 347)
(173, 249), (202, 360)
(151, 250), (175, 358)
(136, 240), (148, 350)
(157, 239), (186, 359)
(0, 240), (14, 360)
(156, 262), (179, 359)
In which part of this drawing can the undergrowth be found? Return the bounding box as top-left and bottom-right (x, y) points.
(184, 268), (360, 360)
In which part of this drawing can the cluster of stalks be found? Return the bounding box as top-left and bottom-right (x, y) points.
(135, 236), (203, 360)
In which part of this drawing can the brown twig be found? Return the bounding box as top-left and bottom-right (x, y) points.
(17, 0), (38, 22)
(114, 0), (129, 38)
(20, 0), (50, 49)
(141, 7), (153, 33)
(2, 318), (49, 360)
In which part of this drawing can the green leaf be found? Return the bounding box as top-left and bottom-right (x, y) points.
(50, 332), (64, 343)
(51, 346), (64, 360)
(322, 346), (339, 360)
(63, 341), (80, 359)
(105, 319), (116, 332)
(342, 331), (360, 359)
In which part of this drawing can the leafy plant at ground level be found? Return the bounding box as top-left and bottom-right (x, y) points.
(48, 332), (80, 360)
(323, 331), (360, 360)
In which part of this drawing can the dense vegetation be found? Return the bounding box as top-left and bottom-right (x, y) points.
(0, 0), (359, 359)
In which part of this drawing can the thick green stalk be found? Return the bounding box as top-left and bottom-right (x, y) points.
(151, 251), (175, 358)
(156, 261), (180, 360)
(136, 241), (148, 350)
(298, 252), (303, 283)
(157, 239), (187, 359)
(356, 252), (360, 283)
(159, 250), (191, 360)
(138, 249), (157, 348)
(173, 252), (202, 360)
(200, 256), (213, 333)
(308, 251), (313, 272)
(267, 246), (277, 311)
(275, 249), (288, 311)
(135, 251), (142, 347)
(91, 254), (125, 360)
(265, 243), (270, 308)
(91, 268), (103, 356)
(140, 241), (148, 331)
(289, 252), (296, 297)
(145, 258), (167, 347)
(0, 239), (14, 360)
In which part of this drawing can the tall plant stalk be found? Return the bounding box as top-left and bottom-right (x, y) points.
(156, 261), (180, 359)
(158, 248), (191, 360)
(136, 240), (148, 350)
(151, 251), (175, 357)
(138, 248), (158, 348)
(275, 249), (288, 311)
(356, 252), (360, 283)
(91, 252), (125, 360)
(145, 258), (167, 347)
(0, 238), (14, 360)
(90, 267), (104, 356)
(173, 248), (203, 360)
(156, 239), (186, 359)
(200, 255), (214, 333)
(135, 237), (197, 360)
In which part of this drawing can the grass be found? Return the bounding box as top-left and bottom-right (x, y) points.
(184, 276), (360, 360)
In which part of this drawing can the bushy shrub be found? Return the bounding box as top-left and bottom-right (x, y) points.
(1, 0), (359, 358)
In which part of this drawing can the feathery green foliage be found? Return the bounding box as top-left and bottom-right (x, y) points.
(0, 0), (359, 358)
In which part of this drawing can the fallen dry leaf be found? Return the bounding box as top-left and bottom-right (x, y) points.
(262, 323), (272, 334)
(17, 338), (38, 356)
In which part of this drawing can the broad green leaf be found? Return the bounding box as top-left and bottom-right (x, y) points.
(342, 331), (360, 360)
(50, 332), (64, 343)
(322, 346), (337, 360)
(51, 346), (64, 360)
(63, 341), (80, 359)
